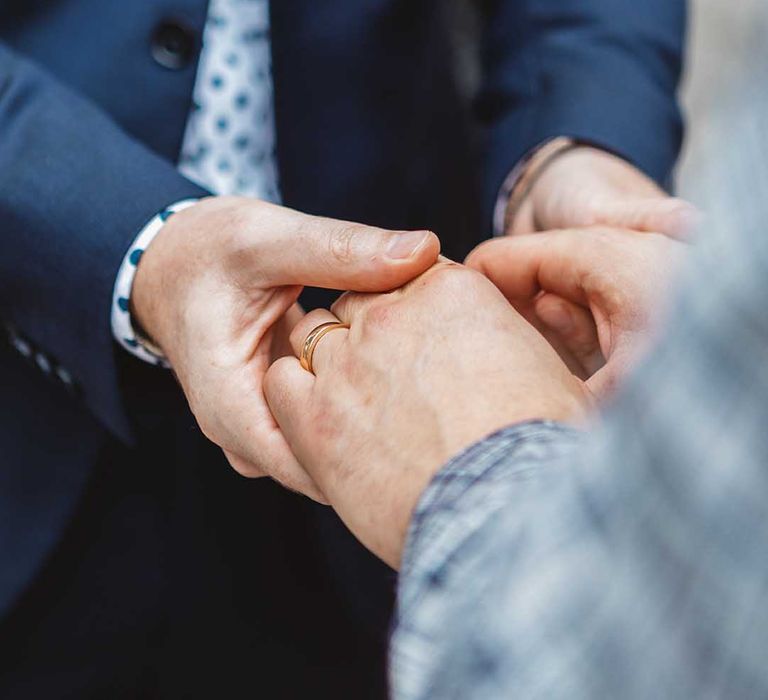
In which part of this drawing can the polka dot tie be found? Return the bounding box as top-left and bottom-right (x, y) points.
(179, 0), (280, 203)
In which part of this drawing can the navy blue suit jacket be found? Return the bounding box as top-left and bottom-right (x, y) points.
(0, 0), (685, 618)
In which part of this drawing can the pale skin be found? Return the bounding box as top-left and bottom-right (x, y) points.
(131, 195), (441, 502)
(466, 228), (686, 397)
(265, 232), (685, 569)
(498, 144), (694, 396)
(130, 146), (691, 516)
(510, 145), (698, 239)
(264, 263), (594, 568)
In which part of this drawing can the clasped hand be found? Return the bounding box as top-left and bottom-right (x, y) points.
(131, 188), (686, 569)
(265, 229), (684, 568)
(264, 260), (591, 566)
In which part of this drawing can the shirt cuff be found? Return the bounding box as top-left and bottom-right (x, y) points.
(111, 199), (199, 367)
(493, 151), (541, 236)
(493, 137), (576, 236)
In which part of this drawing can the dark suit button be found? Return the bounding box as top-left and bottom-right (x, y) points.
(151, 21), (196, 70)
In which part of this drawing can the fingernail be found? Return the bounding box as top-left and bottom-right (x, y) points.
(386, 230), (431, 260)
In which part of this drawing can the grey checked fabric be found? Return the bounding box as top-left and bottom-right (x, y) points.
(391, 104), (768, 697)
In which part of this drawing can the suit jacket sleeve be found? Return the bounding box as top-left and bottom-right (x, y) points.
(0, 42), (209, 442)
(480, 0), (686, 219)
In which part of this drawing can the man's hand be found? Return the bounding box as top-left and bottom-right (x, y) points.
(132, 196), (440, 502)
(466, 229), (685, 398)
(264, 262), (591, 567)
(509, 145), (698, 239)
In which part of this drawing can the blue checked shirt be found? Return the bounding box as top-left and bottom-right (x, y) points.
(390, 124), (768, 697)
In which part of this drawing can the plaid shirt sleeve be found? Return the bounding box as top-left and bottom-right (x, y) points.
(391, 421), (585, 700)
(390, 154), (768, 697)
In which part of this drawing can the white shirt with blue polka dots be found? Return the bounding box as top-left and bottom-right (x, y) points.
(112, 0), (537, 366)
(112, 0), (279, 365)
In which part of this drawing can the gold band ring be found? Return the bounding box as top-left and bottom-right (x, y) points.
(299, 321), (350, 375)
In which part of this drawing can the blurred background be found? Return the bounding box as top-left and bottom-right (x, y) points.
(678, 0), (767, 205)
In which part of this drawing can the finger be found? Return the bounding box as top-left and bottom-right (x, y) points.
(283, 303), (306, 335)
(271, 303), (305, 361)
(329, 259), (462, 323)
(466, 234), (593, 306)
(249, 431), (330, 504)
(223, 449), (267, 478)
(586, 327), (654, 400)
(330, 290), (374, 325)
(254, 203), (441, 291)
(220, 378), (329, 503)
(585, 347), (636, 401)
(511, 297), (591, 380)
(263, 357), (321, 483)
(288, 308), (349, 375)
(227, 434), (329, 504)
(534, 294), (605, 377)
(595, 197), (700, 240)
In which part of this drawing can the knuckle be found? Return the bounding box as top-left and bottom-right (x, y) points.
(580, 195), (604, 225)
(335, 351), (359, 380)
(574, 228), (621, 262)
(227, 456), (263, 479)
(264, 356), (300, 407)
(289, 311), (323, 351)
(185, 393), (216, 442)
(330, 291), (352, 318)
(312, 399), (343, 443)
(595, 277), (632, 313)
(422, 262), (480, 294)
(464, 239), (498, 268)
(328, 224), (359, 265)
(362, 299), (396, 330)
(331, 291), (366, 320)
(194, 414), (219, 447)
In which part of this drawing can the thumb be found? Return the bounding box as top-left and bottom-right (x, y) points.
(534, 293), (606, 379)
(466, 233), (592, 307)
(594, 196), (700, 240)
(257, 207), (441, 292)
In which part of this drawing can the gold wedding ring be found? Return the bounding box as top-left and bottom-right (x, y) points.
(299, 321), (350, 375)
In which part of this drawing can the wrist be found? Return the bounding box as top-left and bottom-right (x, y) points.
(504, 137), (578, 234)
(131, 197), (219, 354)
(112, 198), (201, 365)
(514, 145), (667, 234)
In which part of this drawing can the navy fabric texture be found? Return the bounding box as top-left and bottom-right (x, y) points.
(0, 0), (685, 687)
(479, 0), (687, 201)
